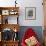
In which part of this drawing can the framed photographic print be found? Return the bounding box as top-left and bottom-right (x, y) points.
(25, 7), (36, 20)
(2, 10), (9, 15)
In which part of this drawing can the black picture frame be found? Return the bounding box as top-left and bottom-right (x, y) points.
(25, 7), (36, 20)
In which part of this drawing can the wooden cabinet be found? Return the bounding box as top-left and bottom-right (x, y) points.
(0, 7), (19, 46)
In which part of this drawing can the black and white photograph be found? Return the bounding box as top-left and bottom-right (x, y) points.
(25, 7), (36, 20)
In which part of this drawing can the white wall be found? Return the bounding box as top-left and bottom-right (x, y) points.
(18, 0), (44, 26)
(0, 0), (44, 26)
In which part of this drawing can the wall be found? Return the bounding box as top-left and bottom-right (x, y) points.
(0, 0), (44, 26)
(18, 0), (44, 26)
(0, 0), (44, 45)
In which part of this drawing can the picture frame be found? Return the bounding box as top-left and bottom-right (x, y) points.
(9, 10), (18, 15)
(25, 7), (36, 20)
(2, 10), (9, 15)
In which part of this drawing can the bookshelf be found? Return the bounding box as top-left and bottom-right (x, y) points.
(0, 7), (19, 46)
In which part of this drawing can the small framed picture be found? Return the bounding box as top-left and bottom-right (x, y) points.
(2, 10), (9, 15)
(25, 7), (36, 20)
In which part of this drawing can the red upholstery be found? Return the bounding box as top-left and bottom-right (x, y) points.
(21, 28), (41, 46)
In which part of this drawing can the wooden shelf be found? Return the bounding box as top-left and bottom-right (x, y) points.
(0, 24), (19, 32)
(2, 40), (19, 42)
(0, 7), (19, 15)
(0, 7), (19, 10)
(0, 7), (19, 46)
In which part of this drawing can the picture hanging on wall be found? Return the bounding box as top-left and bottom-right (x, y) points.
(25, 7), (36, 20)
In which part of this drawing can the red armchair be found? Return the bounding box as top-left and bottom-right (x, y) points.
(21, 28), (41, 46)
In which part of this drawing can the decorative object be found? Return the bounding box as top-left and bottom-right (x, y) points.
(15, 0), (17, 7)
(21, 28), (41, 46)
(2, 10), (9, 15)
(9, 10), (18, 15)
(25, 7), (36, 20)
(2, 28), (13, 41)
(13, 32), (18, 41)
(5, 18), (8, 24)
(25, 36), (38, 46)
(2, 16), (8, 24)
(14, 28), (17, 32)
